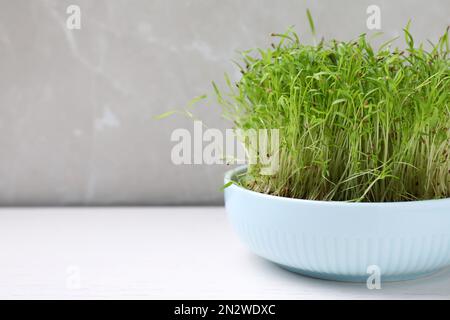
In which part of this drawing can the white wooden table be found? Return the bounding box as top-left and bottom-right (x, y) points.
(0, 207), (449, 300)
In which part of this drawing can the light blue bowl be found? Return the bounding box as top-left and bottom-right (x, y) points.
(224, 166), (450, 282)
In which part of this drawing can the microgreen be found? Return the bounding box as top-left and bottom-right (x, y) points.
(215, 17), (450, 202)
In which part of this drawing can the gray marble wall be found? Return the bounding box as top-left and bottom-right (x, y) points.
(0, 0), (448, 206)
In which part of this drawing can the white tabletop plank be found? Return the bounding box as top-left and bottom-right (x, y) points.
(0, 207), (448, 300)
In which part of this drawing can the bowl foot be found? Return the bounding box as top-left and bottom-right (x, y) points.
(277, 264), (442, 283)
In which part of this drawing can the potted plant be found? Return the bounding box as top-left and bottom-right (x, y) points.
(216, 19), (450, 282)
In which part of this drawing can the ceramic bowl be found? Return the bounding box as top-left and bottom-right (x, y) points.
(224, 166), (450, 282)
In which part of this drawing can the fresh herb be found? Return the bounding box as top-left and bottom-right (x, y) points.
(215, 15), (449, 202)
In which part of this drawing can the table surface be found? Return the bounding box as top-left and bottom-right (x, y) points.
(0, 207), (449, 300)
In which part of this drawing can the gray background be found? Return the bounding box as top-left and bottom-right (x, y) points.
(0, 0), (448, 206)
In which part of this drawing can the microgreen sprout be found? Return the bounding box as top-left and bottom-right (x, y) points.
(216, 17), (449, 202)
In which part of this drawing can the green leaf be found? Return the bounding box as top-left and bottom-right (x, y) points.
(153, 110), (176, 120)
(331, 99), (347, 106)
(403, 20), (414, 49)
(306, 9), (316, 37)
(187, 94), (207, 108)
(220, 181), (234, 191)
(212, 81), (221, 97)
(379, 36), (400, 52)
